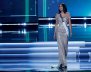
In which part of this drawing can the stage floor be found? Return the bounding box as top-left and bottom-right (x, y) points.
(0, 41), (91, 72)
(0, 24), (91, 71)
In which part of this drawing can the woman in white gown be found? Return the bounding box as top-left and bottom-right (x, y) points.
(54, 3), (72, 69)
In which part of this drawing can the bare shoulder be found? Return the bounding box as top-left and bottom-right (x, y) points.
(55, 13), (59, 16)
(66, 12), (71, 18)
(55, 13), (59, 18)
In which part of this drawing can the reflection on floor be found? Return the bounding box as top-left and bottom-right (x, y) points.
(0, 24), (91, 72)
(0, 41), (91, 72)
(0, 24), (91, 42)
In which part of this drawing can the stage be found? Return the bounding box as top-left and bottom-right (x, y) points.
(0, 0), (91, 72)
(0, 41), (91, 72)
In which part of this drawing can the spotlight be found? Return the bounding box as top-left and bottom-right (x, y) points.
(84, 22), (87, 28)
(22, 29), (26, 34)
(0, 30), (2, 34)
(18, 31), (21, 34)
(48, 23), (53, 28)
(22, 23), (27, 26)
(48, 18), (51, 20)
(84, 17), (87, 20)
(23, 29), (26, 34)
(0, 23), (2, 26)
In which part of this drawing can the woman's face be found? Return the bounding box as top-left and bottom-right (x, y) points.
(59, 4), (63, 11)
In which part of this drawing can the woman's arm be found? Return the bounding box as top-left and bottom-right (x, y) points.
(54, 14), (58, 33)
(67, 12), (72, 36)
(54, 13), (58, 39)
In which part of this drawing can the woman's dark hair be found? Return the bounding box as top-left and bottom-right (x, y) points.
(58, 3), (67, 14)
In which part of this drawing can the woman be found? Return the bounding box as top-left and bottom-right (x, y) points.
(54, 3), (72, 69)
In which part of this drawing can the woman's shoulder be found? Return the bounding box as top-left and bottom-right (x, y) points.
(55, 13), (59, 17)
(66, 12), (70, 15)
(66, 12), (71, 18)
(56, 13), (59, 15)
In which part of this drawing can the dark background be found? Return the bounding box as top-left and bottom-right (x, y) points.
(0, 0), (38, 23)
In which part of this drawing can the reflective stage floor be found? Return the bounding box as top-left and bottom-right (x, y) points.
(0, 41), (91, 72)
(0, 24), (91, 72)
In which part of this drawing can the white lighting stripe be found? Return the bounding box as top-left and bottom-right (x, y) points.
(0, 41), (86, 45)
(0, 60), (58, 62)
(0, 52), (89, 56)
(88, 52), (91, 62)
(0, 31), (38, 34)
(39, 18), (55, 20)
(0, 48), (80, 54)
(72, 18), (91, 19)
(0, 53), (58, 56)
(0, 60), (79, 63)
(0, 68), (35, 71)
(0, 63), (57, 66)
(39, 24), (85, 27)
(39, 17), (91, 20)
(0, 23), (38, 25)
(0, 68), (58, 71)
